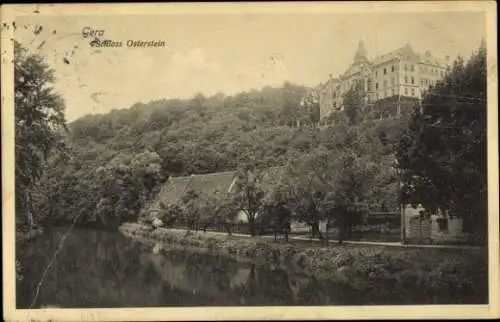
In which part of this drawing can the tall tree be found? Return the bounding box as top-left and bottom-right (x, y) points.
(233, 167), (269, 236)
(342, 80), (366, 125)
(15, 41), (67, 231)
(301, 90), (321, 127)
(396, 42), (487, 240)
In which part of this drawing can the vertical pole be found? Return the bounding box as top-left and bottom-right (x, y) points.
(400, 204), (406, 244)
(397, 92), (401, 116)
(397, 57), (402, 117)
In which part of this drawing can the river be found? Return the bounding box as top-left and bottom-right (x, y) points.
(17, 228), (365, 308)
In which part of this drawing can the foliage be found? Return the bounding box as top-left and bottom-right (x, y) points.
(279, 156), (328, 238)
(158, 202), (184, 228)
(34, 147), (164, 228)
(14, 41), (67, 229)
(277, 123), (399, 241)
(396, 42), (487, 237)
(342, 81), (366, 125)
(232, 167), (270, 236)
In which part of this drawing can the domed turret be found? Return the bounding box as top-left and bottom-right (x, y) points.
(353, 41), (369, 65)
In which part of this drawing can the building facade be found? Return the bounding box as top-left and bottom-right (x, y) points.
(402, 205), (466, 245)
(318, 41), (450, 119)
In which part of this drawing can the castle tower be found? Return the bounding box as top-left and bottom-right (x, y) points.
(353, 41), (369, 65)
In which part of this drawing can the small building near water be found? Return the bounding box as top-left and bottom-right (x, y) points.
(403, 205), (466, 244)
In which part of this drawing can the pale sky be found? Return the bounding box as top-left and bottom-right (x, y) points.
(15, 11), (486, 122)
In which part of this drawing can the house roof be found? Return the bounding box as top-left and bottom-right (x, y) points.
(151, 176), (193, 210)
(417, 51), (448, 67)
(186, 170), (238, 207)
(148, 167), (287, 220)
(371, 44), (416, 66)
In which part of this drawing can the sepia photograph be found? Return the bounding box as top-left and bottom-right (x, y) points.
(2, 1), (498, 321)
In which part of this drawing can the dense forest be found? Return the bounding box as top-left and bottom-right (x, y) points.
(27, 81), (407, 230)
(15, 40), (487, 243)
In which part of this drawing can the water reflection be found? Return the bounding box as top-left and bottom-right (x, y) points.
(16, 228), (361, 308)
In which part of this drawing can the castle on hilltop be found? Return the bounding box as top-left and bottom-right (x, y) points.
(317, 41), (450, 119)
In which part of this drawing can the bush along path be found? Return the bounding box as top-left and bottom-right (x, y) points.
(119, 223), (488, 304)
(125, 223), (484, 250)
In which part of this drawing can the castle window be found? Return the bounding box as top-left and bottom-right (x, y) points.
(383, 68), (387, 75)
(411, 76), (415, 84)
(375, 82), (379, 90)
(420, 79), (424, 85)
(411, 88), (415, 96)
(404, 76), (408, 83)
(404, 88), (408, 95)
(391, 65), (395, 72)
(440, 70), (444, 77)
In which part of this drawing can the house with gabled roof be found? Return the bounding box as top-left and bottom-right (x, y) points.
(145, 167), (290, 227)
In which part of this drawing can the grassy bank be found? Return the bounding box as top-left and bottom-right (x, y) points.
(119, 222), (488, 304)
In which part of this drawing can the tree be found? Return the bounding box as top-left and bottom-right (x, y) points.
(281, 81), (309, 127)
(213, 200), (239, 236)
(15, 41), (67, 231)
(288, 124), (393, 244)
(233, 167), (269, 236)
(279, 154), (330, 240)
(319, 151), (373, 243)
(158, 202), (184, 228)
(262, 185), (292, 242)
(342, 80), (366, 125)
(396, 42), (487, 240)
(301, 90), (321, 127)
(180, 190), (202, 230)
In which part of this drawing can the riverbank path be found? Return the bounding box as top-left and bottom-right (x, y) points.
(164, 228), (484, 250)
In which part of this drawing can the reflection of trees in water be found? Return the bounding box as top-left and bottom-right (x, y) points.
(293, 275), (331, 305)
(231, 264), (296, 305)
(142, 249), (242, 305)
(17, 230), (366, 307)
(17, 229), (174, 308)
(183, 252), (238, 291)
